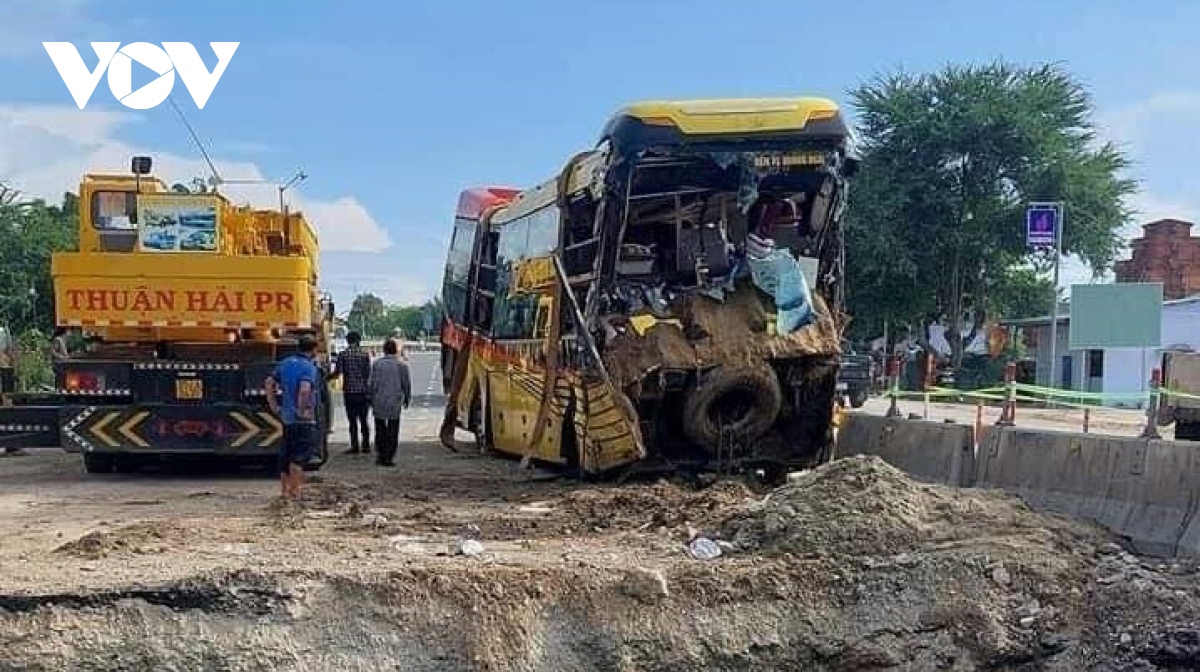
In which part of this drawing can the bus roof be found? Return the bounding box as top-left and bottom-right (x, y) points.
(610, 97), (841, 133)
(601, 96), (851, 153)
(455, 186), (521, 220)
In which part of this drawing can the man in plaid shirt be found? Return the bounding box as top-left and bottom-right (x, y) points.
(330, 331), (373, 454)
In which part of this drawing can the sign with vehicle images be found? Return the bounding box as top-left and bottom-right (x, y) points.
(137, 194), (220, 253)
(1026, 203), (1059, 248)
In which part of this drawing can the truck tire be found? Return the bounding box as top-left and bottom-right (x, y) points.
(850, 388), (869, 408)
(683, 365), (783, 453)
(1177, 420), (1200, 442)
(83, 453), (114, 474)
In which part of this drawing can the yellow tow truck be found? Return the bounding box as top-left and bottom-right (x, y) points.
(0, 157), (335, 473)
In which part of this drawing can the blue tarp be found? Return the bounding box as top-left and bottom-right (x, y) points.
(747, 248), (814, 333)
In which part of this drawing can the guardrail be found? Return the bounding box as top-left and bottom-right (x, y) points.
(874, 360), (1200, 439)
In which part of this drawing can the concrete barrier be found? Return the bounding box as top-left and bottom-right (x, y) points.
(976, 427), (1200, 558)
(838, 413), (976, 487)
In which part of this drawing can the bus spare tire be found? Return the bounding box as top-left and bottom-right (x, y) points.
(683, 364), (783, 452)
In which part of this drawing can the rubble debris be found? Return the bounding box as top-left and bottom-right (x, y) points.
(620, 568), (669, 604)
(6, 446), (1200, 671)
(992, 566), (1012, 586)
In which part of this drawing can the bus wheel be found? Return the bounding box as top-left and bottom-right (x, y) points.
(683, 365), (782, 454)
(469, 393), (493, 453)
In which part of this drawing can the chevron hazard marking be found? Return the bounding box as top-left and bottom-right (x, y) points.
(118, 411), (150, 448)
(63, 407), (96, 450)
(229, 411), (260, 448)
(89, 411), (120, 447)
(256, 411), (283, 446)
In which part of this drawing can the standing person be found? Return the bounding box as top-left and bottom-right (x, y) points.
(265, 335), (321, 502)
(368, 338), (411, 467)
(329, 331), (372, 454)
(51, 327), (70, 362)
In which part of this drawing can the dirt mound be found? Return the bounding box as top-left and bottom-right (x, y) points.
(54, 521), (190, 560)
(722, 455), (1102, 558)
(601, 283), (841, 392)
(560, 478), (757, 532)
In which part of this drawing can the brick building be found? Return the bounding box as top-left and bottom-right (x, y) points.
(1114, 219), (1200, 300)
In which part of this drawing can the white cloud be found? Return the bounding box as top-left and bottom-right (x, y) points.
(321, 263), (436, 309)
(1098, 91), (1200, 243)
(0, 102), (408, 307)
(0, 103), (392, 254)
(1123, 191), (1200, 237)
(1098, 92), (1200, 155)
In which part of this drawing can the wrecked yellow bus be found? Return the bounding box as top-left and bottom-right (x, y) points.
(439, 97), (859, 479)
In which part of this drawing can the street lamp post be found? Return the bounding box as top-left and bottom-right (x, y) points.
(278, 170), (307, 253)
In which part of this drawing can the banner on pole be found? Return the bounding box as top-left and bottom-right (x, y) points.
(1026, 203), (1059, 248)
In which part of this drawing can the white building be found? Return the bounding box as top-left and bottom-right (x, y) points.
(1003, 295), (1200, 407)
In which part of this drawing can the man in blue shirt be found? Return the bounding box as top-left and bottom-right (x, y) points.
(265, 335), (321, 501)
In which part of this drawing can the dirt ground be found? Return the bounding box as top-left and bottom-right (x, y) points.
(2, 406), (1200, 671)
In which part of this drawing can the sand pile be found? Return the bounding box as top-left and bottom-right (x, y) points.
(54, 521), (192, 560)
(722, 455), (1103, 559)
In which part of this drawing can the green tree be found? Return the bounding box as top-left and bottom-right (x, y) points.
(844, 62), (1136, 364)
(378, 298), (443, 338)
(0, 188), (78, 335)
(347, 292), (387, 337)
(990, 265), (1055, 320)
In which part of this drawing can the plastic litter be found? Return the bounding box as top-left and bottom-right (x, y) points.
(688, 537), (723, 560)
(457, 539), (485, 557)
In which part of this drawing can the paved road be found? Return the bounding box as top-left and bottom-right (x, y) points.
(328, 350), (446, 445)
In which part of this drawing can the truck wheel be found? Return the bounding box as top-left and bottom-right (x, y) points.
(683, 365), (783, 454)
(850, 389), (869, 408)
(83, 453), (114, 474)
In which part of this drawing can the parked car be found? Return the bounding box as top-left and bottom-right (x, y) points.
(837, 341), (874, 408)
(180, 229), (215, 251)
(142, 228), (177, 250)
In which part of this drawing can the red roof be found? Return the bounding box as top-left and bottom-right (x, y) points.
(455, 186), (520, 219)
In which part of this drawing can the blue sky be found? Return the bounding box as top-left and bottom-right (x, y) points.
(2, 0), (1198, 308)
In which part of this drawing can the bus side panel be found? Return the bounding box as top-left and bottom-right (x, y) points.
(484, 342), (549, 458)
(455, 346), (488, 433)
(572, 376), (643, 473)
(497, 357), (568, 463)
